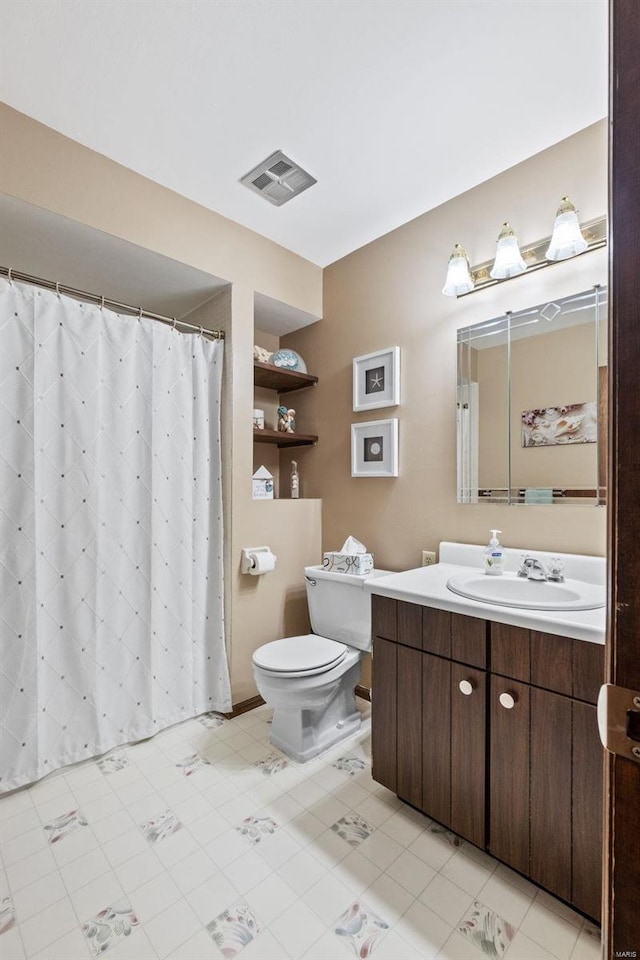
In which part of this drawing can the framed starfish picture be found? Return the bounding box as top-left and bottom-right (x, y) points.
(352, 346), (400, 412)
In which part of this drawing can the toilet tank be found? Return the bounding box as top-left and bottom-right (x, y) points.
(304, 564), (391, 651)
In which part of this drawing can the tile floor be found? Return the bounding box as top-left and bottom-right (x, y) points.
(0, 701), (602, 960)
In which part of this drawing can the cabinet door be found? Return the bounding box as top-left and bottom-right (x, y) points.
(371, 637), (397, 793)
(450, 662), (486, 847)
(572, 701), (603, 920)
(422, 652), (451, 827)
(530, 688), (572, 903)
(397, 645), (423, 808)
(489, 676), (530, 875)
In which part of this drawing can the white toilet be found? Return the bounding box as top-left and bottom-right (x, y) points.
(252, 564), (387, 762)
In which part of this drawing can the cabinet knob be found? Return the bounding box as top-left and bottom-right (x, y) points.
(459, 679), (475, 696)
(499, 692), (517, 709)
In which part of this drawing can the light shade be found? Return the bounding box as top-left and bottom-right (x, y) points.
(490, 222), (527, 279)
(545, 197), (588, 261)
(442, 244), (474, 296)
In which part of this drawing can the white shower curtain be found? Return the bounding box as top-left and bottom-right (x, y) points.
(0, 278), (231, 792)
(456, 382), (479, 503)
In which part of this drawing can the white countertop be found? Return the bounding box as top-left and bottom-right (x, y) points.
(365, 542), (606, 645)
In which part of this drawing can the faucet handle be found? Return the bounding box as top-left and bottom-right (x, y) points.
(517, 554), (531, 577)
(547, 557), (565, 582)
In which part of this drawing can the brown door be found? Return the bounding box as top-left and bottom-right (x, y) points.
(489, 676), (530, 875)
(529, 688), (572, 904)
(605, 1), (640, 953)
(371, 636), (397, 793)
(422, 652), (451, 826)
(573, 701), (603, 921)
(450, 662), (486, 847)
(396, 644), (423, 809)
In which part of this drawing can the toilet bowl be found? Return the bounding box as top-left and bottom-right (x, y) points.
(252, 564), (388, 762)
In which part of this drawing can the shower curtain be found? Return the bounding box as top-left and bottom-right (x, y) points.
(0, 278), (231, 792)
(456, 382), (479, 503)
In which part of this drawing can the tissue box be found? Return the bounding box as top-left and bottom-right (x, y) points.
(322, 552), (374, 575)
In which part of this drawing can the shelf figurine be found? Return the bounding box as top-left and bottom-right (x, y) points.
(277, 406), (296, 433)
(290, 460), (300, 499)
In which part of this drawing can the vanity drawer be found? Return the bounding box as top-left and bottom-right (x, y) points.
(490, 623), (604, 704)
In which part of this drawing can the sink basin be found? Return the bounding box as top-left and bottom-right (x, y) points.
(446, 572), (605, 611)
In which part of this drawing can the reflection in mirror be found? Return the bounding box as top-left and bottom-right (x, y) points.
(457, 286), (607, 505)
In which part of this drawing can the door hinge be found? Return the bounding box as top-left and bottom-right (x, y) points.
(597, 683), (640, 762)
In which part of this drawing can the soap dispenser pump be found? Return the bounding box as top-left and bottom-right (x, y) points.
(483, 529), (505, 576)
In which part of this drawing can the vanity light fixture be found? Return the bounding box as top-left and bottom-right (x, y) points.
(442, 243), (475, 296)
(443, 198), (606, 298)
(545, 197), (589, 260)
(489, 222), (527, 280)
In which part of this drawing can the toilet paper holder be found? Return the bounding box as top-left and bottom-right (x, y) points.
(241, 546), (277, 575)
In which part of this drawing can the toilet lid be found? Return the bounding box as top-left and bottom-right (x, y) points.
(253, 635), (348, 675)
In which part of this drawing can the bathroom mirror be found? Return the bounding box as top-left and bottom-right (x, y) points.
(456, 285), (607, 505)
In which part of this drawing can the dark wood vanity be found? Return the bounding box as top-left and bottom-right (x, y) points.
(371, 595), (604, 921)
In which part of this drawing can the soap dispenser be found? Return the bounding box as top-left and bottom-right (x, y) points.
(483, 529), (505, 576)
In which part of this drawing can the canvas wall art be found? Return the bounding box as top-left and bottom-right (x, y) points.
(521, 402), (597, 447)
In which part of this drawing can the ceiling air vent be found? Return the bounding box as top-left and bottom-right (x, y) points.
(240, 150), (317, 206)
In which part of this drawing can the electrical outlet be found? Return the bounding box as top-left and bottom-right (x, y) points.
(421, 550), (436, 566)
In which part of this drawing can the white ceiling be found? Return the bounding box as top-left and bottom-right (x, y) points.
(0, 0), (607, 267)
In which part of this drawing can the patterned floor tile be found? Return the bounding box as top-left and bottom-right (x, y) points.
(331, 813), (374, 847)
(2, 696), (597, 960)
(81, 902), (139, 957)
(235, 815), (280, 845)
(139, 809), (183, 844)
(332, 757), (367, 777)
(252, 753), (289, 776)
(0, 896), (16, 935)
(458, 901), (516, 959)
(334, 900), (390, 959)
(43, 809), (88, 844)
(206, 900), (260, 959)
(198, 712), (227, 729)
(97, 753), (129, 776)
(175, 754), (211, 777)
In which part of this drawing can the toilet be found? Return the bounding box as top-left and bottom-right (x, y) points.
(252, 564), (388, 762)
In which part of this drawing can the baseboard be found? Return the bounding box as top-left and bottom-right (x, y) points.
(355, 684), (371, 702)
(226, 695), (265, 719)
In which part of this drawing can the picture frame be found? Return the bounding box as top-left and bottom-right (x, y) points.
(352, 346), (400, 412)
(351, 418), (399, 478)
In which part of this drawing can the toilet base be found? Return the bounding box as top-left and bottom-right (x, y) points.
(268, 661), (362, 762)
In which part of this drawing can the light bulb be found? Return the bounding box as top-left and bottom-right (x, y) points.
(546, 197), (588, 260)
(442, 244), (474, 296)
(490, 223), (527, 279)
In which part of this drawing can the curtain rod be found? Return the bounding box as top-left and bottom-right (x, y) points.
(1, 266), (225, 340)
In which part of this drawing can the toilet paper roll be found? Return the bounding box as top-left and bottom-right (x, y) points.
(249, 551), (276, 575)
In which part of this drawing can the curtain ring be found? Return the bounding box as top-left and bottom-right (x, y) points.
(100, 295), (105, 310)
(172, 318), (178, 331)
(55, 281), (61, 297)
(7, 267), (13, 283)
(199, 326), (204, 337)
(138, 307), (143, 320)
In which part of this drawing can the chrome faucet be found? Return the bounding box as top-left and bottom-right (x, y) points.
(517, 555), (566, 582)
(517, 556), (549, 581)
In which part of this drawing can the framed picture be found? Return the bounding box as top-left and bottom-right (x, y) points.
(351, 418), (399, 478)
(353, 346), (400, 412)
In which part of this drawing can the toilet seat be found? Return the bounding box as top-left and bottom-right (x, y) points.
(253, 635), (348, 678)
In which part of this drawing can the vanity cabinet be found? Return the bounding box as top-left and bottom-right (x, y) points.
(371, 597), (604, 920)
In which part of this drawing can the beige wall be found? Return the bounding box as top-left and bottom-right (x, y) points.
(284, 121), (608, 571)
(1, 104), (323, 705)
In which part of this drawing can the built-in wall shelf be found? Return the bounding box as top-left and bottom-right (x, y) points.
(253, 428), (317, 448)
(253, 361), (318, 393)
